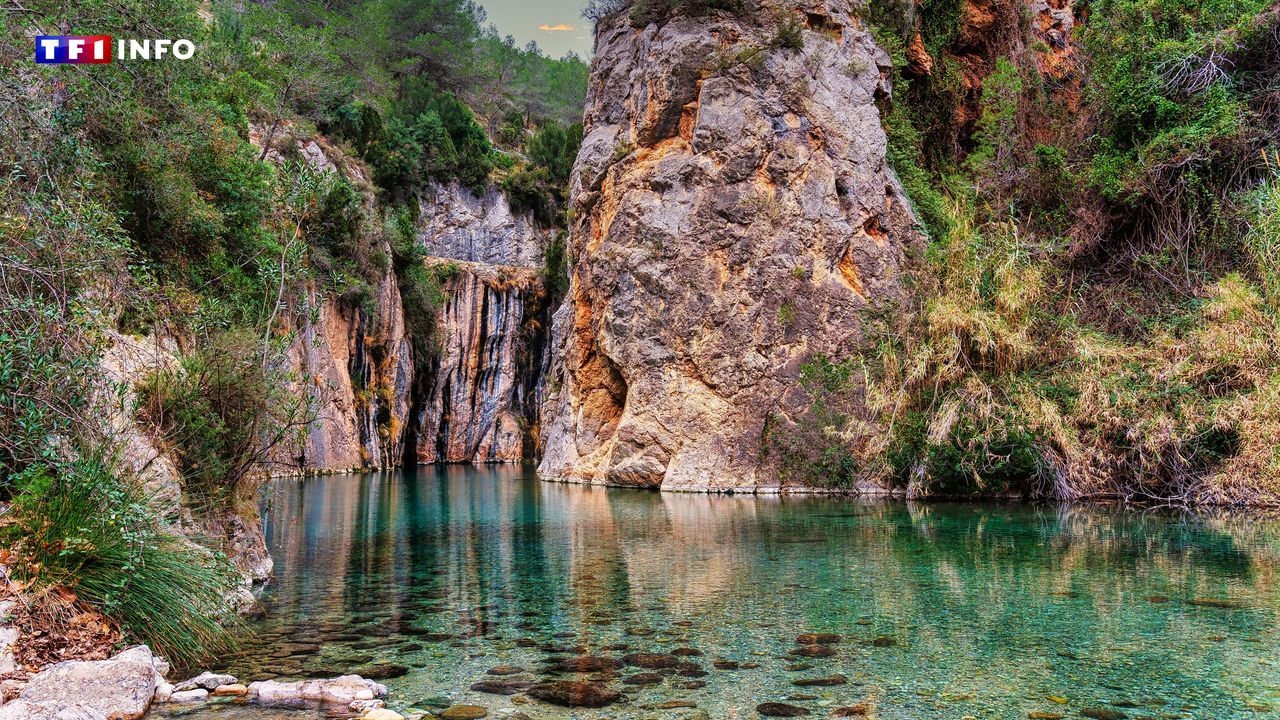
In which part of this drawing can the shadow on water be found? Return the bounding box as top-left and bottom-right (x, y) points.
(158, 465), (1280, 719)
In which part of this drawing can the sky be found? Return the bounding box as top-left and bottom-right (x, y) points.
(478, 0), (593, 59)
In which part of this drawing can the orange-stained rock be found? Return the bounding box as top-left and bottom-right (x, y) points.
(538, 0), (922, 491)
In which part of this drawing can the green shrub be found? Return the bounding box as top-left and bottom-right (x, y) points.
(139, 331), (307, 507)
(389, 209), (448, 360)
(771, 17), (805, 50)
(501, 164), (556, 224)
(542, 233), (570, 299)
(966, 57), (1023, 194)
(1246, 151), (1280, 313)
(764, 355), (871, 489)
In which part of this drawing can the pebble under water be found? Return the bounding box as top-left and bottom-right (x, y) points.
(152, 465), (1280, 719)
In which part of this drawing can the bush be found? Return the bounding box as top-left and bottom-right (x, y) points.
(542, 233), (570, 299)
(501, 164), (556, 224)
(765, 355), (876, 489)
(139, 331), (308, 507)
(5, 457), (239, 666)
(770, 17), (805, 50)
(389, 209), (448, 361)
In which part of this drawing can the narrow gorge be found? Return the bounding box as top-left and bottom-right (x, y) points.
(281, 178), (555, 474)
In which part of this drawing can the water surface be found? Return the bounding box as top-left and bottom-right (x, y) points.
(160, 465), (1280, 719)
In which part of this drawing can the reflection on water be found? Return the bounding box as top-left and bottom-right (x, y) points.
(170, 465), (1280, 718)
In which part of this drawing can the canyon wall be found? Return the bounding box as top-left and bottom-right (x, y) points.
(413, 261), (548, 463)
(281, 174), (553, 473)
(88, 139), (557, 596)
(285, 271), (414, 473)
(538, 0), (923, 491)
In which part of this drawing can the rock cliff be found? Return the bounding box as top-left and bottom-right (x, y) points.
(538, 0), (922, 490)
(284, 271), (414, 473)
(413, 261), (549, 463)
(95, 332), (272, 592)
(277, 173), (553, 472)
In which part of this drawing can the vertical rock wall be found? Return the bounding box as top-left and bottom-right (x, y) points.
(285, 181), (554, 473)
(413, 263), (547, 463)
(538, 0), (922, 491)
(285, 269), (414, 473)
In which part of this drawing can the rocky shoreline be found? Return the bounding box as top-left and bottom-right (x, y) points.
(0, 644), (394, 720)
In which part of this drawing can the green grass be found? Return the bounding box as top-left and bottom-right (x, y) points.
(7, 457), (240, 666)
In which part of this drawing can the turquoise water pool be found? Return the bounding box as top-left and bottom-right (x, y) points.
(158, 465), (1280, 719)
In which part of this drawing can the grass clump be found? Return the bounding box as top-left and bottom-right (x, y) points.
(5, 457), (240, 667)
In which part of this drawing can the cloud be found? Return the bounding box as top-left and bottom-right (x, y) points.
(538, 23), (575, 32)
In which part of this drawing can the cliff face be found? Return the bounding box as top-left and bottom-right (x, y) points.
(285, 270), (414, 472)
(417, 182), (550, 266)
(538, 0), (922, 490)
(96, 332), (272, 597)
(282, 177), (552, 473)
(414, 262), (548, 463)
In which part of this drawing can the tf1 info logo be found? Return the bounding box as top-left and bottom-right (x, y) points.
(35, 36), (195, 64)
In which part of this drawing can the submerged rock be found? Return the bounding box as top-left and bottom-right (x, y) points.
(1188, 597), (1248, 609)
(1081, 709), (1127, 720)
(791, 674), (846, 687)
(439, 705), (489, 719)
(788, 646), (835, 658)
(624, 653), (682, 669)
(527, 680), (621, 708)
(351, 663), (409, 679)
(622, 672), (664, 685)
(757, 702), (812, 717)
(553, 655), (623, 672)
(672, 680), (707, 690)
(795, 634), (841, 645)
(470, 679), (535, 695)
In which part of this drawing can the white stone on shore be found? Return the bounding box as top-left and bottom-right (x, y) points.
(248, 675), (387, 706)
(16, 645), (157, 720)
(361, 709), (404, 720)
(168, 689), (208, 703)
(154, 682), (175, 703)
(174, 672), (237, 692)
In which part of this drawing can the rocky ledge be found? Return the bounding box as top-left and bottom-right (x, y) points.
(0, 645), (392, 720)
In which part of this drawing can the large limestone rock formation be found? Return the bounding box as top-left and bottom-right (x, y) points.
(275, 146), (552, 471)
(539, 0), (921, 490)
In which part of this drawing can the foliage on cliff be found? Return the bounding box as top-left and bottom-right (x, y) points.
(769, 0), (1280, 505)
